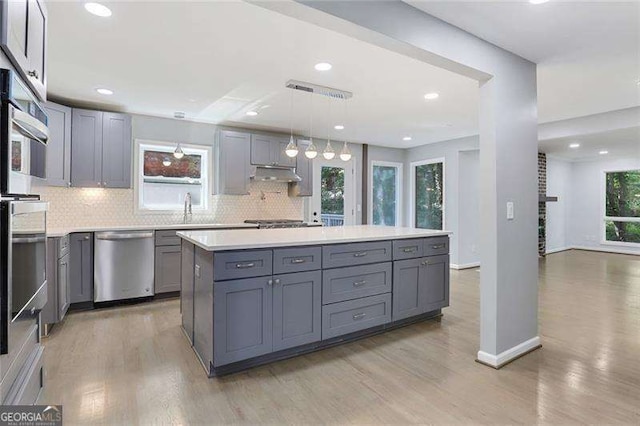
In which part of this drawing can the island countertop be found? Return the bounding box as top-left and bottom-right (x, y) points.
(177, 225), (451, 251)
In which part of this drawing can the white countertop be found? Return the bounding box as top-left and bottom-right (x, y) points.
(177, 225), (451, 251)
(47, 222), (259, 238)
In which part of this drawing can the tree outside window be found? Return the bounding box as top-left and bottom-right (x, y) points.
(605, 170), (640, 244)
(372, 164), (399, 226)
(415, 161), (444, 230)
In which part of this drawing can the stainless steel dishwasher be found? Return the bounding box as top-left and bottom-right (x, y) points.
(94, 231), (155, 302)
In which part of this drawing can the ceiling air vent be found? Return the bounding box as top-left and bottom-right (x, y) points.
(285, 80), (352, 100)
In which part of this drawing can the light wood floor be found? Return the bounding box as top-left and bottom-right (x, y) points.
(39, 250), (640, 425)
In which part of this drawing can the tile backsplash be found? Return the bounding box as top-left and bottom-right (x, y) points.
(39, 181), (304, 230)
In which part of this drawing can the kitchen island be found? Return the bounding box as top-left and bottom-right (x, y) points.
(178, 225), (451, 376)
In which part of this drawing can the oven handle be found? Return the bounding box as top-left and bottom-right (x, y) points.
(12, 108), (49, 144)
(11, 201), (49, 215)
(95, 232), (155, 240)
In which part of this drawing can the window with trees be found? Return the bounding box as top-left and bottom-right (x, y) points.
(605, 170), (640, 244)
(371, 162), (402, 226)
(413, 159), (444, 230)
(136, 141), (211, 212)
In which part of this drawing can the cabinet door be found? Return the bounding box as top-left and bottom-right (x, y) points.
(25, 0), (46, 99)
(58, 252), (70, 319)
(392, 258), (423, 321)
(154, 245), (182, 294)
(71, 109), (103, 187)
(250, 134), (273, 166)
(41, 238), (59, 325)
(273, 270), (321, 351)
(217, 130), (250, 195)
(101, 112), (132, 188)
(181, 241), (195, 345)
(1, 0), (29, 78)
(213, 276), (273, 366)
(43, 102), (71, 187)
(272, 137), (296, 167)
(420, 254), (450, 312)
(69, 233), (93, 303)
(289, 140), (313, 196)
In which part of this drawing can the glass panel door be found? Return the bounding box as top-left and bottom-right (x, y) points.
(414, 161), (444, 229)
(311, 158), (355, 226)
(371, 163), (400, 226)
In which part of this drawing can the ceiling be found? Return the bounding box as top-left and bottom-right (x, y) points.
(539, 126), (640, 161)
(406, 1), (640, 123)
(46, 1), (479, 149)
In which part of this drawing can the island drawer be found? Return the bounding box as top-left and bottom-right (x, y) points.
(423, 236), (449, 257)
(392, 239), (424, 260)
(155, 230), (181, 246)
(214, 250), (273, 281)
(322, 262), (392, 304)
(273, 247), (322, 274)
(322, 293), (391, 340)
(58, 234), (70, 258)
(322, 241), (392, 269)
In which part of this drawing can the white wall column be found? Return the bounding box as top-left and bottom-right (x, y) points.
(255, 0), (540, 367)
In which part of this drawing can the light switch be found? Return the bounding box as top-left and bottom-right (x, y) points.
(506, 201), (515, 220)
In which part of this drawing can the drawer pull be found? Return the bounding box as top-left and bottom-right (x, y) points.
(402, 247), (417, 253)
(353, 280), (367, 287)
(267, 279), (273, 286)
(353, 252), (368, 258)
(421, 260), (429, 266)
(431, 244), (446, 249)
(352, 312), (366, 320)
(235, 262), (255, 269)
(291, 258), (306, 264)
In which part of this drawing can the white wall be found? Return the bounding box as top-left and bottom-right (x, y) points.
(545, 158), (572, 253)
(568, 157), (640, 255)
(457, 150), (480, 267)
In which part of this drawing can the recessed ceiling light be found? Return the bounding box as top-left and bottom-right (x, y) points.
(403, 136), (412, 141)
(334, 125), (344, 130)
(84, 2), (112, 17)
(246, 111), (258, 116)
(529, 0), (549, 4)
(424, 93), (439, 100)
(599, 150), (609, 155)
(96, 88), (113, 95)
(569, 143), (580, 148)
(314, 62), (332, 71)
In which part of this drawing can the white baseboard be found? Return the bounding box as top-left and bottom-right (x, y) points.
(450, 262), (480, 270)
(571, 245), (640, 256)
(545, 246), (572, 255)
(477, 336), (541, 369)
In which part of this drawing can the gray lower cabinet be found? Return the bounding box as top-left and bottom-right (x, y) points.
(216, 130), (251, 195)
(58, 252), (70, 316)
(213, 276), (273, 366)
(155, 245), (181, 294)
(273, 270), (322, 351)
(69, 233), (94, 304)
(43, 102), (72, 187)
(322, 293), (392, 340)
(42, 237), (70, 327)
(181, 240), (195, 345)
(392, 254), (450, 321)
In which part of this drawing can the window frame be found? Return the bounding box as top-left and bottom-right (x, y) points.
(409, 157), (446, 230)
(601, 168), (640, 247)
(133, 139), (213, 215)
(369, 160), (403, 227)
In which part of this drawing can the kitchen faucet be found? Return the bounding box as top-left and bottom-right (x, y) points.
(183, 192), (193, 224)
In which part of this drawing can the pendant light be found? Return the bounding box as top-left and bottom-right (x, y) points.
(173, 144), (184, 159)
(162, 157), (172, 167)
(305, 91), (318, 159)
(284, 88), (299, 157)
(322, 97), (336, 160)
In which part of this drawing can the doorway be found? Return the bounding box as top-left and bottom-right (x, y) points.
(310, 158), (356, 226)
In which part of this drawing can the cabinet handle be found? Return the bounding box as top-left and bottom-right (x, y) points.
(431, 244), (446, 249)
(353, 280), (367, 287)
(353, 251), (368, 258)
(236, 262), (255, 269)
(291, 258), (306, 264)
(421, 260), (429, 266)
(27, 69), (39, 79)
(267, 279), (273, 286)
(402, 247), (417, 253)
(352, 312), (366, 320)
(274, 278), (281, 285)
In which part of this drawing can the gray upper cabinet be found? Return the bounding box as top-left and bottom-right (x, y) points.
(288, 139), (313, 197)
(101, 112), (132, 188)
(69, 233), (93, 304)
(43, 102), (71, 187)
(272, 270), (322, 351)
(71, 109), (131, 188)
(250, 134), (296, 167)
(0, 0), (47, 100)
(213, 276), (273, 366)
(216, 130), (250, 195)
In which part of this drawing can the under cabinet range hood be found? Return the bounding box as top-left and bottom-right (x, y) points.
(251, 166), (302, 183)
